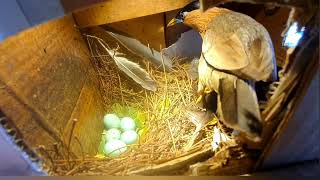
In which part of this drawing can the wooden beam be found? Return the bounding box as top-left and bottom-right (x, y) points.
(0, 16), (105, 156)
(254, 7), (291, 67)
(129, 145), (214, 175)
(108, 13), (166, 51)
(73, 0), (194, 28)
(254, 15), (319, 169)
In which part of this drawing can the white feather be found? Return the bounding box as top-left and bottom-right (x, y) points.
(96, 39), (157, 91)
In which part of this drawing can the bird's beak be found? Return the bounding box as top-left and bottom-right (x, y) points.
(167, 18), (177, 27)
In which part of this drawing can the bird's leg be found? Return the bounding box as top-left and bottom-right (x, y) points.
(204, 87), (213, 94)
(196, 86), (213, 105)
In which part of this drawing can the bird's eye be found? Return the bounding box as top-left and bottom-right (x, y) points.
(176, 19), (184, 23)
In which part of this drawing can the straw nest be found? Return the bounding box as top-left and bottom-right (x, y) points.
(44, 32), (224, 176)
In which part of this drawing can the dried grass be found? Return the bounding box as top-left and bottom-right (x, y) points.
(47, 35), (215, 175)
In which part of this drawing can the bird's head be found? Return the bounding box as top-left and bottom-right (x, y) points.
(168, 2), (230, 35)
(167, 1), (200, 26)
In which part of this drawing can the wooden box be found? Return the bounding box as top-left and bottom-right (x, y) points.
(0, 0), (318, 176)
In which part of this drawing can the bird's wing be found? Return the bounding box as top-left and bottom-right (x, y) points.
(202, 30), (249, 70)
(201, 10), (277, 81)
(240, 36), (278, 81)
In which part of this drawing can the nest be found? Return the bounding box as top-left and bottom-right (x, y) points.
(43, 32), (225, 176)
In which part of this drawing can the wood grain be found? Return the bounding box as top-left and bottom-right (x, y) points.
(63, 67), (105, 156)
(129, 145), (214, 175)
(73, 0), (194, 28)
(254, 7), (291, 67)
(108, 13), (166, 51)
(0, 15), (104, 156)
(256, 19), (319, 169)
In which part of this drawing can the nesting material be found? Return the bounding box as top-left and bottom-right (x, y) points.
(46, 30), (226, 175)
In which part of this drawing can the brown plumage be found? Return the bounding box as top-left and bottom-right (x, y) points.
(178, 6), (278, 141)
(184, 7), (277, 83)
(184, 8), (231, 35)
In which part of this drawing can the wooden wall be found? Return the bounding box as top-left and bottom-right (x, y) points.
(108, 13), (167, 51)
(254, 7), (291, 67)
(0, 16), (105, 156)
(73, 0), (194, 28)
(262, 72), (320, 168)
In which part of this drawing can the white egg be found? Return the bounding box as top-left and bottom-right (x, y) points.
(105, 128), (121, 141)
(104, 139), (127, 157)
(103, 114), (121, 129)
(120, 130), (139, 145)
(120, 117), (136, 131)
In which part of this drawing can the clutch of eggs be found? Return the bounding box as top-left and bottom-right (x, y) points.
(102, 114), (140, 157)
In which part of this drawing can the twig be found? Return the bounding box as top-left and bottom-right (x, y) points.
(175, 78), (187, 106)
(68, 119), (78, 150)
(66, 162), (85, 175)
(117, 73), (125, 105)
(160, 50), (177, 154)
(74, 136), (85, 162)
(38, 145), (56, 172)
(53, 143), (62, 159)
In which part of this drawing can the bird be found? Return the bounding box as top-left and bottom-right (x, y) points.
(168, 1), (277, 142)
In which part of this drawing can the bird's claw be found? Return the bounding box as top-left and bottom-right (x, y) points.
(203, 87), (212, 94)
(196, 87), (212, 106)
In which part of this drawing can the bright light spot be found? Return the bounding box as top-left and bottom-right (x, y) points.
(283, 22), (305, 48)
(211, 127), (230, 151)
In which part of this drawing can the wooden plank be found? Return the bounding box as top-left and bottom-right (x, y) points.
(188, 143), (255, 175)
(0, 16), (87, 137)
(255, 25), (319, 169)
(63, 68), (105, 156)
(129, 145), (214, 175)
(60, 0), (105, 12)
(108, 13), (166, 51)
(73, 0), (194, 28)
(254, 7), (291, 67)
(0, 79), (56, 148)
(0, 15), (104, 156)
(262, 72), (320, 168)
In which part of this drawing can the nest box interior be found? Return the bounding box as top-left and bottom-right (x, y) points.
(0, 0), (318, 176)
